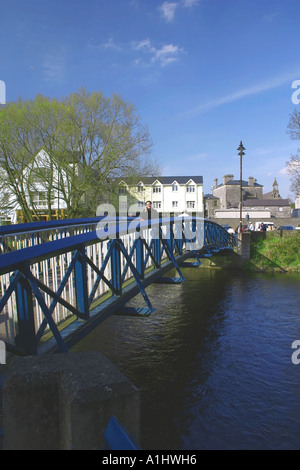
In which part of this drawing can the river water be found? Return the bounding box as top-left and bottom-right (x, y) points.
(72, 267), (300, 450)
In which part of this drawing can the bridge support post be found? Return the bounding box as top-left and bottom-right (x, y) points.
(135, 237), (144, 280)
(110, 240), (122, 295)
(238, 232), (251, 262)
(74, 246), (89, 319)
(3, 352), (140, 450)
(14, 272), (37, 355)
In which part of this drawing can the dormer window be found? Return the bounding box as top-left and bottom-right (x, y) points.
(172, 183), (178, 192)
(153, 186), (161, 193)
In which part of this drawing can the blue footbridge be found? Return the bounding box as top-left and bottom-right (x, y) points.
(0, 216), (234, 357)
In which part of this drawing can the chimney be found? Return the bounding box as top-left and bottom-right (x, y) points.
(248, 176), (254, 186)
(222, 174), (234, 185)
(214, 178), (218, 189)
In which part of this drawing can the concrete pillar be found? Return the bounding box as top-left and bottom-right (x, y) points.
(3, 352), (140, 450)
(238, 232), (251, 262)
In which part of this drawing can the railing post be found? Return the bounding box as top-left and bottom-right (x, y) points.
(14, 272), (37, 355)
(166, 220), (174, 255)
(74, 246), (89, 319)
(153, 233), (161, 268)
(110, 240), (122, 295)
(135, 237), (144, 280)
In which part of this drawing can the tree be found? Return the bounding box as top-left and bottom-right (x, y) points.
(286, 110), (300, 196)
(0, 90), (158, 221)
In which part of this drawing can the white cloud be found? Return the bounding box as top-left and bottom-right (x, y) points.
(181, 70), (300, 117)
(42, 51), (66, 84)
(88, 36), (122, 52)
(132, 39), (156, 53)
(132, 39), (183, 67)
(152, 44), (183, 66)
(182, 0), (200, 7)
(263, 12), (278, 22)
(159, 2), (178, 22)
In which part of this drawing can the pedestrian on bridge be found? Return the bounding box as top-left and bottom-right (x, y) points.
(140, 201), (159, 225)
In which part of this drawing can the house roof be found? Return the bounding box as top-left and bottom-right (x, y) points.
(216, 179), (263, 188)
(116, 176), (203, 185)
(244, 198), (290, 207)
(204, 194), (219, 199)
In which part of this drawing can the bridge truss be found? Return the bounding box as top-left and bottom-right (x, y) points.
(0, 217), (234, 356)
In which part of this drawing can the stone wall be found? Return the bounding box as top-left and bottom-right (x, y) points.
(3, 352), (140, 450)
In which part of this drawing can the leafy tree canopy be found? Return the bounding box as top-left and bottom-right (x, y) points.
(0, 89), (158, 221)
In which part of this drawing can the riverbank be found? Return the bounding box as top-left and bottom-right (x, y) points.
(243, 231), (300, 273)
(196, 231), (300, 273)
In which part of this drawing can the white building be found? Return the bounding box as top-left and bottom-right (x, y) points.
(117, 176), (204, 215)
(0, 149), (71, 224)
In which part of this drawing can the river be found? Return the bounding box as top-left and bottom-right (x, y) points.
(72, 267), (300, 450)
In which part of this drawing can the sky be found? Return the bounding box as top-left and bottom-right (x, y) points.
(1, 0), (300, 199)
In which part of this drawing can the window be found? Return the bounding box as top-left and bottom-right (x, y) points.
(153, 201), (161, 209)
(31, 191), (54, 205)
(119, 187), (127, 194)
(137, 185), (144, 192)
(186, 185), (195, 193)
(153, 186), (161, 193)
(33, 167), (52, 184)
(278, 207), (283, 212)
(138, 201), (144, 208)
(119, 201), (127, 210)
(172, 201), (178, 208)
(187, 201), (195, 209)
(172, 184), (178, 192)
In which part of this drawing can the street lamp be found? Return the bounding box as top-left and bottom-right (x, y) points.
(237, 141), (246, 233)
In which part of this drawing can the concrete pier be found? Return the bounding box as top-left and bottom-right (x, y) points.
(238, 232), (251, 262)
(3, 352), (140, 450)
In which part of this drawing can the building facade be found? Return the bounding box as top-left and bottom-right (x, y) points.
(212, 174), (263, 210)
(115, 176), (204, 215)
(243, 198), (291, 218)
(0, 149), (72, 224)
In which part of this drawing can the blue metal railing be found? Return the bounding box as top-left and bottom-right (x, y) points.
(104, 416), (141, 450)
(0, 217), (233, 356)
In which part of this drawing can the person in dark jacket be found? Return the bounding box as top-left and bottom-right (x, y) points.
(140, 201), (159, 227)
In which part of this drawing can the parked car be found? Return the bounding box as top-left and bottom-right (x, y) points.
(295, 226), (300, 230)
(254, 221), (276, 231)
(235, 225), (248, 233)
(277, 225), (295, 231)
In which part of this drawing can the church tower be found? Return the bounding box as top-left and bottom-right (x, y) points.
(272, 178), (280, 199)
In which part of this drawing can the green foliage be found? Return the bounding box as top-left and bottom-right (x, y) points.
(0, 89), (158, 221)
(245, 233), (300, 272)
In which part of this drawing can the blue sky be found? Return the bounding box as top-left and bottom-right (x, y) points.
(1, 0), (300, 198)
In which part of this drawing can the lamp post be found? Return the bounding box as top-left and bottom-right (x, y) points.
(237, 141), (246, 233)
